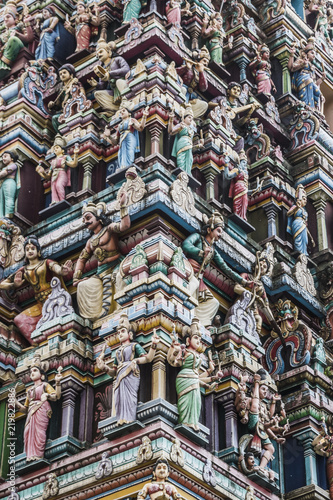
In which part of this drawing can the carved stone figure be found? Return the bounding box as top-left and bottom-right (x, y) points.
(167, 319), (222, 430)
(238, 444), (275, 482)
(170, 438), (185, 467)
(245, 119), (271, 161)
(201, 12), (225, 64)
(96, 314), (159, 425)
(115, 167), (147, 209)
(103, 103), (149, 169)
(137, 458), (184, 500)
(293, 254), (316, 295)
(36, 135), (79, 205)
(33, 7), (60, 60)
(95, 452), (113, 479)
(249, 44), (276, 95)
(64, 1), (100, 52)
(14, 355), (62, 461)
(224, 150), (252, 220)
(0, 235), (72, 343)
(289, 102), (320, 149)
(42, 473), (59, 500)
(0, 1), (33, 80)
(182, 211), (247, 326)
(73, 197), (130, 320)
(19, 61), (57, 114)
(122, 0), (145, 24)
(287, 185), (314, 255)
(166, 0), (191, 25)
(88, 40), (129, 115)
(136, 436), (153, 464)
(312, 417), (333, 500)
(202, 457), (217, 487)
(0, 219), (24, 270)
(170, 171), (196, 216)
(235, 369), (289, 471)
(288, 38), (324, 111)
(0, 151), (20, 218)
(36, 277), (74, 329)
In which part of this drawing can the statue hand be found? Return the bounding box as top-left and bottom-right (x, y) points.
(253, 373), (261, 382)
(40, 393), (48, 402)
(151, 329), (159, 346)
(118, 190), (127, 207)
(54, 368), (63, 384)
(64, 21), (71, 28)
(142, 106), (149, 117)
(14, 271), (24, 287)
(198, 138), (204, 148)
(272, 393), (281, 401)
(204, 246), (213, 257)
(103, 127), (111, 137)
(36, 164), (45, 175)
(48, 100), (55, 109)
(62, 260), (73, 275)
(88, 77), (98, 87)
(195, 62), (205, 73)
(96, 345), (107, 369)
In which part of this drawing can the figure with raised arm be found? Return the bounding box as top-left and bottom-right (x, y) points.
(34, 6), (60, 60)
(137, 458), (185, 499)
(64, 1), (100, 52)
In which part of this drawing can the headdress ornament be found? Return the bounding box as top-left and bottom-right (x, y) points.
(295, 184), (307, 201)
(203, 210), (225, 230)
(53, 134), (67, 150)
(29, 354), (49, 372)
(4, 0), (18, 18)
(82, 201), (106, 216)
(238, 149), (247, 161)
(199, 46), (210, 61)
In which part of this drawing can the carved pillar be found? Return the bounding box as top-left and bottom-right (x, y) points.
(224, 398), (239, 449)
(61, 380), (84, 437)
(148, 122), (163, 156)
(151, 351), (166, 400)
(234, 55), (250, 83)
(294, 430), (318, 486)
(264, 203), (281, 237)
(203, 169), (217, 201)
(100, 19), (108, 41)
(186, 23), (201, 50)
(82, 159), (97, 191)
(276, 51), (291, 94)
(311, 195), (329, 251)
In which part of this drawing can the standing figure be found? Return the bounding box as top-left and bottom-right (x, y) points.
(34, 7), (60, 60)
(0, 150), (20, 218)
(201, 12), (225, 64)
(182, 212), (246, 327)
(166, 0), (191, 25)
(64, 1), (100, 52)
(0, 2), (34, 80)
(73, 197), (130, 320)
(14, 356), (62, 461)
(0, 236), (72, 343)
(36, 135), (79, 205)
(249, 44), (277, 95)
(103, 104), (149, 169)
(122, 0), (146, 24)
(167, 319), (221, 430)
(224, 150), (249, 220)
(288, 38), (324, 110)
(168, 106), (204, 175)
(88, 40), (130, 115)
(96, 313), (159, 425)
(235, 369), (289, 471)
(175, 47), (210, 118)
(137, 458), (185, 500)
(287, 184), (314, 255)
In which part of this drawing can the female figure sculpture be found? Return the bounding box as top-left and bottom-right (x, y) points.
(287, 184), (314, 255)
(0, 150), (20, 218)
(0, 235), (72, 343)
(96, 313), (159, 425)
(36, 135), (79, 205)
(201, 12), (225, 64)
(34, 7), (60, 60)
(288, 38), (324, 110)
(249, 44), (277, 95)
(137, 458), (184, 500)
(168, 107), (204, 175)
(103, 104), (149, 169)
(122, 0), (145, 24)
(224, 150), (249, 220)
(14, 356), (62, 461)
(167, 319), (222, 430)
(166, 0), (191, 25)
(64, 1), (100, 52)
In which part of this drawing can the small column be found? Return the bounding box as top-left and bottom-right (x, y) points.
(148, 122), (163, 156)
(61, 380), (84, 437)
(312, 197), (329, 251)
(82, 159), (96, 191)
(276, 51), (292, 94)
(224, 399), (239, 449)
(234, 55), (250, 83)
(294, 429), (318, 486)
(264, 202), (281, 237)
(203, 169), (217, 201)
(151, 351), (166, 400)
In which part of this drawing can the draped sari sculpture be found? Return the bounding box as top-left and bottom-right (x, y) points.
(64, 1), (100, 52)
(287, 184), (315, 255)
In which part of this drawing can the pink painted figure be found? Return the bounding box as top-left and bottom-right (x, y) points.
(249, 45), (276, 95)
(166, 0), (191, 25)
(15, 357), (62, 461)
(36, 135), (79, 205)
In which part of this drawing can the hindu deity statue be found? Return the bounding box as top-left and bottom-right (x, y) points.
(137, 458), (184, 499)
(168, 106), (204, 175)
(103, 103), (149, 169)
(182, 211), (247, 327)
(64, 1), (100, 52)
(0, 235), (72, 343)
(167, 319), (222, 430)
(287, 184), (315, 255)
(166, 0), (191, 25)
(122, 0), (147, 25)
(15, 355), (62, 461)
(201, 11), (225, 64)
(0, 0), (34, 80)
(96, 313), (159, 425)
(288, 37), (325, 110)
(36, 135), (79, 205)
(0, 150), (20, 218)
(34, 6), (60, 60)
(73, 197), (130, 320)
(88, 39), (130, 115)
(249, 44), (277, 95)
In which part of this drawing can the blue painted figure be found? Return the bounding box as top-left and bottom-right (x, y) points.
(287, 184), (314, 255)
(0, 151), (20, 218)
(35, 7), (60, 60)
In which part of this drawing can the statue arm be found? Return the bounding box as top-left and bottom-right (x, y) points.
(73, 244), (93, 283)
(15, 394), (28, 414)
(198, 70), (208, 92)
(137, 484), (149, 500)
(108, 57), (130, 79)
(213, 250), (246, 285)
(182, 233), (203, 261)
(65, 152), (79, 169)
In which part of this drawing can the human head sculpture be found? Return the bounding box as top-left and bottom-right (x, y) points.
(244, 452), (255, 470)
(2, 150), (18, 165)
(24, 235), (42, 262)
(3, 1), (18, 27)
(117, 312), (137, 343)
(198, 46), (211, 66)
(58, 64), (76, 83)
(42, 6), (55, 19)
(202, 211), (225, 241)
(152, 458), (170, 481)
(119, 101), (134, 120)
(82, 201), (112, 232)
(227, 82), (242, 100)
(29, 354), (48, 382)
(184, 318), (202, 350)
(52, 134), (67, 156)
(303, 37), (316, 62)
(96, 39), (116, 63)
(295, 184), (307, 207)
(255, 242), (275, 278)
(255, 368), (271, 400)
(183, 105), (194, 125)
(238, 149), (248, 169)
(259, 44), (270, 60)
(77, 0), (88, 14)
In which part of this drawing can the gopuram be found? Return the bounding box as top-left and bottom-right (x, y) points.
(0, 0), (333, 499)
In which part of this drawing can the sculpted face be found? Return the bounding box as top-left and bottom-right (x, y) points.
(82, 212), (100, 231)
(120, 107), (130, 120)
(259, 259), (268, 276)
(97, 46), (110, 63)
(228, 85), (241, 99)
(4, 13), (16, 28)
(2, 153), (12, 165)
(259, 384), (268, 399)
(246, 454), (255, 467)
(184, 114), (192, 125)
(261, 50), (270, 60)
(59, 69), (72, 83)
(30, 366), (42, 382)
(77, 3), (86, 14)
(210, 225), (223, 241)
(307, 49), (316, 62)
(155, 462), (169, 480)
(42, 8), (51, 19)
(25, 243), (39, 261)
(189, 334), (201, 351)
(53, 145), (64, 156)
(117, 326), (130, 344)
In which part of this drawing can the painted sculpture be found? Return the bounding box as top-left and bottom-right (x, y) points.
(88, 40), (130, 115)
(312, 417), (333, 500)
(249, 44), (276, 95)
(168, 106), (204, 175)
(287, 184), (314, 255)
(166, 0), (191, 25)
(288, 38), (324, 110)
(235, 369), (289, 473)
(0, 1), (33, 80)
(201, 12), (225, 64)
(34, 6), (60, 60)
(73, 197), (130, 320)
(103, 104), (149, 169)
(36, 135), (79, 205)
(167, 319), (222, 430)
(122, 0), (146, 24)
(137, 458), (184, 500)
(64, 1), (100, 52)
(96, 312), (159, 425)
(182, 211), (246, 327)
(0, 151), (20, 218)
(224, 150), (249, 220)
(14, 355), (62, 461)
(0, 235), (72, 343)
